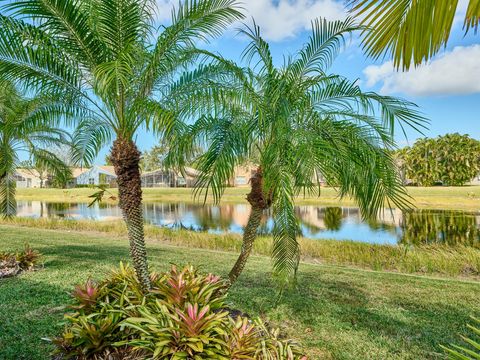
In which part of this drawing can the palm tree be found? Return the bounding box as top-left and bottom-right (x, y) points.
(165, 18), (427, 286)
(348, 0), (480, 69)
(0, 80), (70, 217)
(0, 0), (243, 289)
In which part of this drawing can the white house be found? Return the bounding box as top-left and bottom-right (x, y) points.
(13, 169), (45, 188)
(468, 173), (480, 186)
(76, 165), (117, 187)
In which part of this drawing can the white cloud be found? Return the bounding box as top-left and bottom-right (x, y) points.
(363, 45), (480, 96)
(156, 0), (346, 41)
(240, 0), (346, 41)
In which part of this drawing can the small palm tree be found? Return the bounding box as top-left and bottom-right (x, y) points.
(348, 0), (480, 69)
(0, 80), (70, 217)
(0, 0), (243, 289)
(166, 18), (426, 286)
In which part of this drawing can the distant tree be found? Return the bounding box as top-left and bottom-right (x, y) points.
(140, 144), (169, 172)
(399, 134), (480, 186)
(104, 154), (112, 166)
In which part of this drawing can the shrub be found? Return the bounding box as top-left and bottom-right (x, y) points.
(53, 264), (307, 359)
(0, 244), (41, 278)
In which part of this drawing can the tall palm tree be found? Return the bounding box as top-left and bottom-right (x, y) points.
(165, 18), (427, 286)
(0, 80), (70, 217)
(348, 0), (480, 69)
(0, 0), (243, 289)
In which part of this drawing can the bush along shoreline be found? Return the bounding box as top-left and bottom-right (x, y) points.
(0, 244), (42, 278)
(51, 263), (307, 359)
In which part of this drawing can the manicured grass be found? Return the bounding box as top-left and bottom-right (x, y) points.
(1, 225), (479, 359)
(3, 217), (480, 279)
(15, 185), (480, 210)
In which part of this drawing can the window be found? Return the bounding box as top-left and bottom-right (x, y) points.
(88, 178), (95, 185)
(235, 176), (247, 185)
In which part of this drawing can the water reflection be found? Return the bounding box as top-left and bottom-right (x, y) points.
(15, 201), (480, 247)
(400, 210), (480, 247)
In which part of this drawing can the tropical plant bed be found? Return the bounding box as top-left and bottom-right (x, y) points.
(0, 244), (41, 278)
(51, 263), (306, 359)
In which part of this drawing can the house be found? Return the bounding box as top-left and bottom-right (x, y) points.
(67, 167), (90, 187)
(468, 173), (480, 186)
(230, 164), (256, 187)
(13, 168), (45, 188)
(141, 167), (199, 188)
(76, 165), (117, 187)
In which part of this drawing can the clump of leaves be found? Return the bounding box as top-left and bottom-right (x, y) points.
(53, 263), (307, 359)
(441, 316), (480, 359)
(15, 244), (41, 270)
(0, 244), (41, 278)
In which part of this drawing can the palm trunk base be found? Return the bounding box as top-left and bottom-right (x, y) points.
(227, 168), (271, 288)
(227, 206), (263, 286)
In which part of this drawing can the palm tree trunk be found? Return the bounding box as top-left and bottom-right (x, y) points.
(227, 168), (271, 287)
(110, 137), (151, 290)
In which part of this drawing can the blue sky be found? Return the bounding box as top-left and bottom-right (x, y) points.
(72, 1), (480, 162)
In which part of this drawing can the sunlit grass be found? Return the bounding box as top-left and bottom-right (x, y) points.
(0, 225), (479, 359)
(2, 217), (479, 279)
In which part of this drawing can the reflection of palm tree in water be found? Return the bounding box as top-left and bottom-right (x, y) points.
(192, 205), (235, 231)
(46, 202), (70, 218)
(323, 207), (343, 231)
(400, 210), (480, 247)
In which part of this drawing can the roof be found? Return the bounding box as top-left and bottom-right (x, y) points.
(15, 168), (43, 179)
(98, 166), (116, 175)
(71, 167), (90, 178)
(141, 167), (200, 177)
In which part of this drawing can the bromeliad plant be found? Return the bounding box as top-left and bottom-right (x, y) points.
(165, 18), (427, 287)
(0, 0), (244, 290)
(0, 244), (42, 278)
(53, 263), (307, 359)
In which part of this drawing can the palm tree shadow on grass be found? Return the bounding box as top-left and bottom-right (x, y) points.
(226, 270), (475, 357)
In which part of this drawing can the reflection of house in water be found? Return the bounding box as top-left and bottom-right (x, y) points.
(142, 202), (252, 231)
(296, 206), (361, 230)
(295, 206), (404, 231)
(16, 201), (45, 217)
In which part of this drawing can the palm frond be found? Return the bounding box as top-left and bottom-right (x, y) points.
(0, 173), (16, 218)
(271, 171), (301, 285)
(441, 316), (480, 360)
(138, 0), (244, 97)
(3, 0), (105, 68)
(71, 118), (113, 167)
(288, 17), (359, 79)
(465, 0), (480, 32)
(348, 0), (466, 69)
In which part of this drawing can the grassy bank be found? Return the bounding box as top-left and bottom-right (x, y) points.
(2, 217), (479, 279)
(0, 225), (479, 359)
(15, 185), (480, 210)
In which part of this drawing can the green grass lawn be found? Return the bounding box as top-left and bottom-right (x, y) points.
(1, 225), (479, 359)
(15, 185), (480, 210)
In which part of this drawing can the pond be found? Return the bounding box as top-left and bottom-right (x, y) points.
(15, 201), (480, 247)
